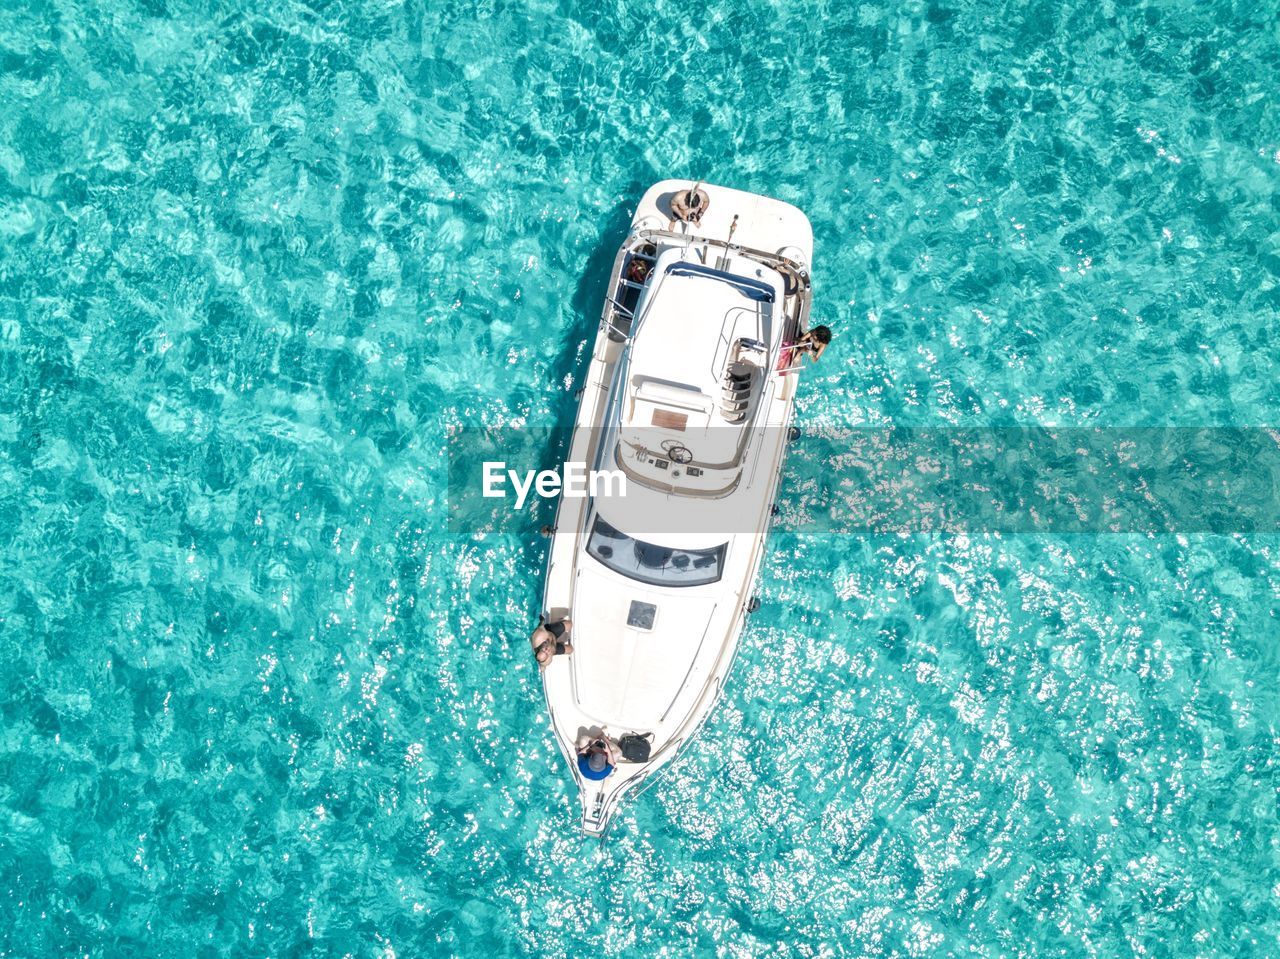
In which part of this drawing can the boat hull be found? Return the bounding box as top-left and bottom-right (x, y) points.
(538, 181), (815, 834)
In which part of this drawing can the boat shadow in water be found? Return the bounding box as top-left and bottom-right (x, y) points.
(565, 187), (653, 388)
(543, 185), (649, 466)
(513, 186), (654, 588)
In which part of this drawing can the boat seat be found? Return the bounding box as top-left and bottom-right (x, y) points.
(633, 377), (714, 414)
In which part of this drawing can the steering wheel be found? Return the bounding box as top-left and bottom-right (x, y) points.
(663, 443), (693, 465)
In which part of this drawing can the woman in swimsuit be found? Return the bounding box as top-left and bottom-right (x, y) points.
(794, 325), (832, 362)
(530, 617), (574, 668)
(777, 325), (832, 372)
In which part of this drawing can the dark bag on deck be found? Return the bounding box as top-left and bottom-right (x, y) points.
(618, 733), (652, 763)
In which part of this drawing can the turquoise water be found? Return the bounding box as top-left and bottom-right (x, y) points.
(2, 0), (1279, 955)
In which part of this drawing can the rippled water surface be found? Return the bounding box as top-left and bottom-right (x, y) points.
(2, 0), (1279, 955)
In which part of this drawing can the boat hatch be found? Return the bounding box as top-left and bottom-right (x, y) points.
(627, 601), (657, 630)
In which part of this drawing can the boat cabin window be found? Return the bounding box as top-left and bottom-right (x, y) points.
(586, 515), (726, 587)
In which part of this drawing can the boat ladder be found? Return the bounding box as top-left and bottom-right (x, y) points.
(721, 364), (753, 423)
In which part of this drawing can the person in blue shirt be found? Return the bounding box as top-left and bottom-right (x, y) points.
(575, 730), (621, 781)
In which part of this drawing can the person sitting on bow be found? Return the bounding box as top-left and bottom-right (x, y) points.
(575, 729), (621, 781)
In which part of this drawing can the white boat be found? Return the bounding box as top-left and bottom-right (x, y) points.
(538, 180), (816, 834)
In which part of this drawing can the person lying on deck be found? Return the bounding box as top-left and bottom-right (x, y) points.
(530, 617), (573, 668)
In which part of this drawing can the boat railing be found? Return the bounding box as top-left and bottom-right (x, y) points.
(603, 305), (631, 341)
(634, 228), (811, 277)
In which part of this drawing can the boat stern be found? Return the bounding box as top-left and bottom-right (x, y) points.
(631, 179), (814, 267)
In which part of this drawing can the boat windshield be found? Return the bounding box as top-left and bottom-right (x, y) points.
(586, 514), (726, 587)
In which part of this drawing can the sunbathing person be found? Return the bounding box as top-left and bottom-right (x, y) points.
(530, 617), (573, 668)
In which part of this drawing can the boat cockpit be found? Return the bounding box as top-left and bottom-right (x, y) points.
(607, 248), (788, 499)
